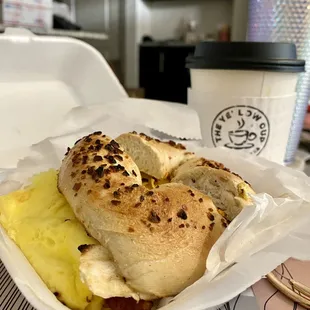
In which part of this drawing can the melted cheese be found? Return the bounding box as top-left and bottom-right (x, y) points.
(141, 172), (169, 189)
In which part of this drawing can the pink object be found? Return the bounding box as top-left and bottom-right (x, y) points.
(252, 258), (310, 310)
(304, 112), (310, 130)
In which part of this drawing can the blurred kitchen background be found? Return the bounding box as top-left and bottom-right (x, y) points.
(0, 0), (247, 104)
(1, 0), (309, 157)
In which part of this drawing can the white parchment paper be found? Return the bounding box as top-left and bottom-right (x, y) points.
(0, 119), (310, 310)
(0, 98), (201, 169)
(53, 98), (202, 141)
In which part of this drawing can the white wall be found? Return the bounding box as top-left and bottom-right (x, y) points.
(75, 0), (120, 61)
(75, 0), (108, 32)
(148, 0), (232, 41)
(123, 0), (152, 88)
(136, 0), (152, 40)
(124, 0), (138, 88)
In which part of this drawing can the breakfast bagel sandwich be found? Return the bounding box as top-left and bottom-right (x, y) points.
(0, 131), (255, 310)
(58, 132), (229, 303)
(58, 131), (255, 302)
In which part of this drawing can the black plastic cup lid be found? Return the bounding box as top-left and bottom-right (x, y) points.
(186, 42), (305, 73)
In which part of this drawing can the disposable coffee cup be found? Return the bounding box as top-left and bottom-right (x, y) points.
(186, 42), (305, 164)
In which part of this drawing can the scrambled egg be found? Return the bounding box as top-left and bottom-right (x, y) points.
(0, 169), (106, 310)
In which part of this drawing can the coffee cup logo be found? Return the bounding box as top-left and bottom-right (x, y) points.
(211, 106), (270, 155)
(227, 118), (257, 148)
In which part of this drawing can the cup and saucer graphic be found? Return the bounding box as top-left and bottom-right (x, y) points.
(225, 129), (257, 149)
(212, 109), (270, 155)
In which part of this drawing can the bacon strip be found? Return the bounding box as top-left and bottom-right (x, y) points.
(105, 297), (153, 310)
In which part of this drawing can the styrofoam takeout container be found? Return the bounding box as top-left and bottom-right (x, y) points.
(0, 27), (127, 168)
(0, 27), (128, 309)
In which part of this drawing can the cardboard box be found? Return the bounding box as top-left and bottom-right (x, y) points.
(2, 0), (53, 30)
(126, 88), (145, 98)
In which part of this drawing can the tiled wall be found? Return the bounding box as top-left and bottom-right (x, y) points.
(144, 0), (233, 41)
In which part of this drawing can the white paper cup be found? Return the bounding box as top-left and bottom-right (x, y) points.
(186, 42), (305, 164)
(190, 69), (298, 97)
(188, 90), (296, 164)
